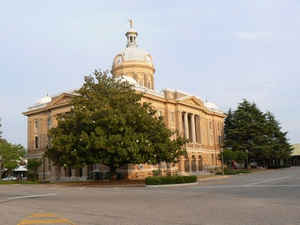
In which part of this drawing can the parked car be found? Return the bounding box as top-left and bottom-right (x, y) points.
(250, 161), (258, 168)
(2, 176), (17, 181)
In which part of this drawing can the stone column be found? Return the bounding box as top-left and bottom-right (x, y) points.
(60, 167), (65, 180)
(83, 166), (88, 177)
(179, 156), (184, 173)
(72, 169), (76, 179)
(197, 115), (201, 144)
(191, 114), (196, 143)
(189, 159), (192, 173)
(184, 112), (189, 140)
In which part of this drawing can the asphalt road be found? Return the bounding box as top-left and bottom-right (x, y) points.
(1, 167), (300, 225)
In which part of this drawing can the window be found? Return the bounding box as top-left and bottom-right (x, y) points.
(35, 136), (39, 149)
(34, 120), (39, 132)
(171, 112), (175, 122)
(47, 117), (52, 129)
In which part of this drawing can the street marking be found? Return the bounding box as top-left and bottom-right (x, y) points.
(18, 213), (76, 225)
(18, 218), (72, 224)
(7, 193), (56, 201)
(244, 176), (291, 186)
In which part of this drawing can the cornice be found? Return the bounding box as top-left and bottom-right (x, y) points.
(112, 61), (155, 73)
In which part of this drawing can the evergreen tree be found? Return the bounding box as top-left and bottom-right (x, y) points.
(264, 112), (292, 166)
(224, 99), (292, 168)
(46, 70), (187, 176)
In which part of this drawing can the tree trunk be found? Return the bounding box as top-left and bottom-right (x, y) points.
(110, 167), (117, 180)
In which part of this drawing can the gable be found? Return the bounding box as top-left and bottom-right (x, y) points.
(179, 96), (204, 107)
(49, 93), (73, 107)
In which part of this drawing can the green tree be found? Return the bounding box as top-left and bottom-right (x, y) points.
(224, 99), (292, 168)
(264, 112), (292, 167)
(224, 100), (267, 167)
(222, 149), (248, 167)
(46, 70), (187, 177)
(0, 142), (25, 176)
(222, 149), (236, 166)
(27, 159), (42, 180)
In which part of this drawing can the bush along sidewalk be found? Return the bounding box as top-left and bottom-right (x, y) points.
(145, 175), (197, 185)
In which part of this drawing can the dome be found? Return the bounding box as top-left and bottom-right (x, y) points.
(37, 96), (52, 105)
(122, 47), (152, 62)
(112, 20), (155, 90)
(205, 102), (219, 110)
(113, 46), (153, 68)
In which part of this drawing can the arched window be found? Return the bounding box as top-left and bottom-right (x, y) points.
(192, 156), (197, 172)
(198, 155), (203, 171)
(184, 156), (190, 172)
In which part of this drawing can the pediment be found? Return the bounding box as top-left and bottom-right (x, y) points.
(178, 96), (204, 107)
(49, 93), (74, 107)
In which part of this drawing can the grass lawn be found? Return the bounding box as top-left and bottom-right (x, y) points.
(0, 180), (39, 184)
(216, 168), (252, 175)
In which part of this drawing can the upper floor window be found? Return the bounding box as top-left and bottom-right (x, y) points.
(48, 117), (52, 129)
(34, 120), (39, 132)
(170, 112), (175, 122)
(35, 136), (39, 149)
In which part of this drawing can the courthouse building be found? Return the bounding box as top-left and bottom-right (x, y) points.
(23, 22), (226, 181)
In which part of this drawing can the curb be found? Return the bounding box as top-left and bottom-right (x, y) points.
(146, 182), (199, 188)
(198, 175), (230, 181)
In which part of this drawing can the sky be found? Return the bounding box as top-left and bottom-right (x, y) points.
(0, 0), (299, 146)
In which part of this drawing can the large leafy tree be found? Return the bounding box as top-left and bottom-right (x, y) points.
(224, 99), (292, 167)
(0, 142), (25, 175)
(46, 70), (186, 175)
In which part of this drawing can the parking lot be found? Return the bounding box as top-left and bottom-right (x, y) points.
(1, 167), (300, 225)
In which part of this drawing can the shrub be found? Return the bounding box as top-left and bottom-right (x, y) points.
(104, 172), (113, 180)
(152, 169), (160, 176)
(27, 171), (39, 181)
(145, 176), (197, 185)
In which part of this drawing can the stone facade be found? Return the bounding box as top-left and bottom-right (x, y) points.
(23, 22), (225, 181)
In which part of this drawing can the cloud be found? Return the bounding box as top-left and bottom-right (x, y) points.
(235, 32), (272, 40)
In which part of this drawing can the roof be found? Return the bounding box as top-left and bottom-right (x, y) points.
(292, 144), (300, 156)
